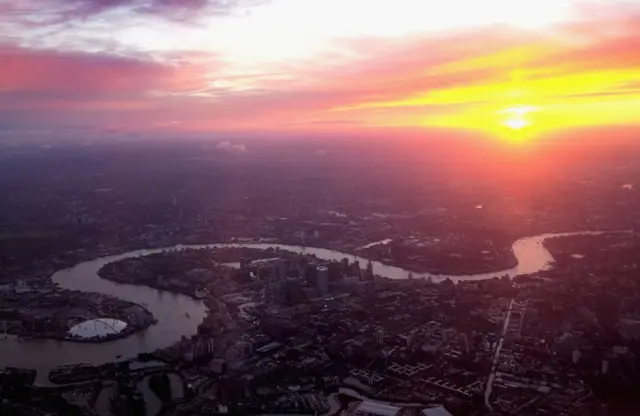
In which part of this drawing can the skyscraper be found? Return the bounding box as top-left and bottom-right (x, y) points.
(341, 258), (350, 275)
(270, 264), (279, 282)
(317, 266), (329, 295)
(277, 261), (286, 280)
(364, 260), (374, 280)
(350, 260), (361, 277)
(305, 264), (318, 287)
(240, 257), (248, 271)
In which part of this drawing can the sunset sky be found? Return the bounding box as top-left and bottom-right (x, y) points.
(2, 0), (640, 142)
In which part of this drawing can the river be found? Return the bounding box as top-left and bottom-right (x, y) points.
(0, 231), (620, 382)
(137, 372), (184, 416)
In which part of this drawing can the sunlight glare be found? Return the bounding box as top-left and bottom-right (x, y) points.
(192, 0), (578, 66)
(499, 105), (538, 130)
(504, 116), (529, 130)
(495, 105), (541, 143)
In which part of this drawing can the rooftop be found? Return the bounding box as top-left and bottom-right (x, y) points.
(421, 405), (453, 416)
(349, 400), (401, 416)
(67, 318), (127, 339)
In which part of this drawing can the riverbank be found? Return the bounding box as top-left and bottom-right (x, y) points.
(0, 287), (157, 344)
(354, 239), (519, 276)
(542, 231), (636, 272)
(0, 250), (208, 379)
(96, 246), (283, 299)
(370, 255), (519, 276)
(0, 231), (622, 377)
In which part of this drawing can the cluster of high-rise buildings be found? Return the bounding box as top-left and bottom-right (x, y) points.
(184, 337), (216, 362)
(236, 253), (376, 307)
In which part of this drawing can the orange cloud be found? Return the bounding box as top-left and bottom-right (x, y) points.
(2, 2), (640, 141)
(316, 15), (640, 140)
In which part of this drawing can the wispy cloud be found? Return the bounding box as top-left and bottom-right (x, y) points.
(216, 140), (247, 152)
(2, 0), (640, 138)
(4, 0), (266, 23)
(0, 44), (214, 107)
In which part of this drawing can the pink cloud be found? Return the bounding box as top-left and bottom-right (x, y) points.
(2, 3), (640, 137)
(216, 140), (246, 152)
(0, 44), (212, 109)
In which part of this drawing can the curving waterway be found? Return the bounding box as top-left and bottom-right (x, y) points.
(0, 231), (623, 383)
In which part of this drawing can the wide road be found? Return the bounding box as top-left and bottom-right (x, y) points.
(484, 298), (515, 410)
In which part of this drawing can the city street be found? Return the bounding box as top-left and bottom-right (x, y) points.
(484, 298), (515, 410)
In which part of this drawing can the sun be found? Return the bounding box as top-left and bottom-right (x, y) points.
(504, 115), (529, 130)
(496, 105), (539, 141)
(490, 105), (541, 143)
(424, 104), (544, 143)
(500, 106), (536, 129)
